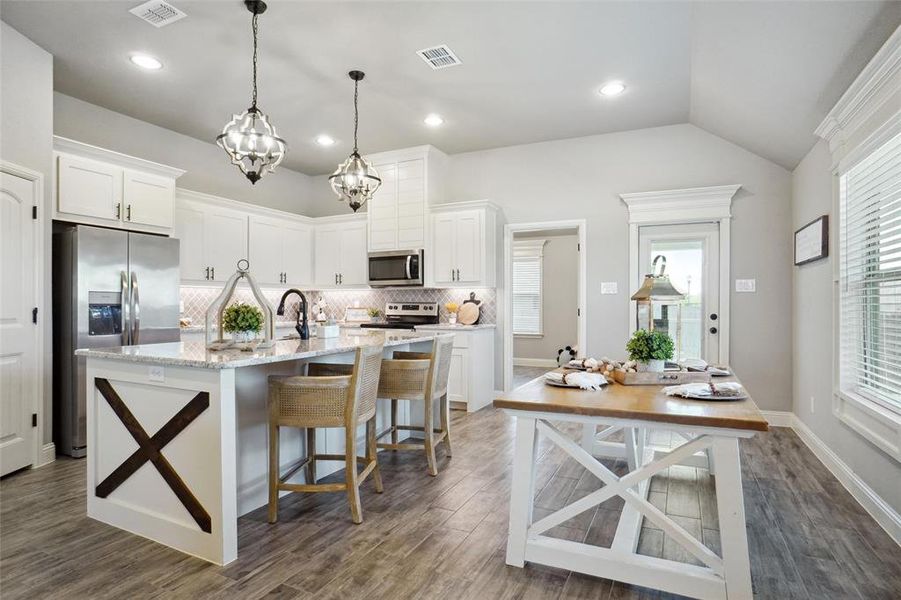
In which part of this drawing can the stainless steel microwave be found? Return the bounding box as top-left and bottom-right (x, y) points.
(368, 250), (424, 287)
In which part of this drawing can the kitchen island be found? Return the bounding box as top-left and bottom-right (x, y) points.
(76, 330), (447, 565)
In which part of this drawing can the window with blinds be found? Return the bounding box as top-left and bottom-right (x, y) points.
(839, 131), (901, 412)
(512, 240), (545, 335)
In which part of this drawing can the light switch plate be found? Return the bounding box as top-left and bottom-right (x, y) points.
(600, 282), (618, 295)
(735, 279), (756, 293)
(148, 365), (165, 382)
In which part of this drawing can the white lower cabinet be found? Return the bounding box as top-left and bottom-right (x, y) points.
(417, 328), (496, 412)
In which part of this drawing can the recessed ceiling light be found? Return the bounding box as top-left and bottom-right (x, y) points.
(315, 134), (336, 146)
(130, 53), (163, 70)
(424, 114), (444, 127)
(599, 81), (625, 97)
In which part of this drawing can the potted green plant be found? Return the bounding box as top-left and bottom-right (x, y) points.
(367, 307), (382, 322)
(222, 302), (264, 343)
(626, 329), (674, 373)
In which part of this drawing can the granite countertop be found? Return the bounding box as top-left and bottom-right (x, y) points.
(76, 330), (450, 369)
(180, 323), (299, 334)
(413, 323), (496, 331)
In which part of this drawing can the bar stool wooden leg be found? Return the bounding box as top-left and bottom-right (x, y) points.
(424, 396), (438, 476)
(268, 422), (279, 523)
(306, 427), (317, 484)
(440, 393), (452, 457)
(366, 418), (383, 493)
(390, 398), (398, 445)
(345, 425), (363, 524)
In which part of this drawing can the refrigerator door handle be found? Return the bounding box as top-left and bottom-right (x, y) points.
(121, 270), (130, 345)
(130, 271), (140, 345)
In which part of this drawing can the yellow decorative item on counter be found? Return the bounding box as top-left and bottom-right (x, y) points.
(445, 302), (459, 325)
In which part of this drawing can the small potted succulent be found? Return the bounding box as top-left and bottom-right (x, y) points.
(368, 307), (382, 322)
(222, 302), (264, 343)
(625, 329), (674, 373)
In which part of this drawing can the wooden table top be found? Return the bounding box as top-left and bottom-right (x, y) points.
(494, 369), (769, 432)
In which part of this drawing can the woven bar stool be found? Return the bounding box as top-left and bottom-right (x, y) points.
(376, 335), (454, 476)
(267, 344), (384, 524)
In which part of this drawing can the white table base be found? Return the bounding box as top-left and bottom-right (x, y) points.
(504, 410), (755, 600)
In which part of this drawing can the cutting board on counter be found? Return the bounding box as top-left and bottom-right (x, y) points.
(457, 302), (480, 325)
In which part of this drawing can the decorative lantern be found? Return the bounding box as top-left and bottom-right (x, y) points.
(631, 255), (685, 353)
(205, 259), (276, 349)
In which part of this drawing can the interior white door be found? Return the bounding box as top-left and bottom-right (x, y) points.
(57, 154), (122, 222)
(173, 203), (206, 281)
(248, 216), (285, 285)
(638, 223), (720, 362)
(339, 222), (368, 285)
(282, 222), (312, 286)
(454, 210), (482, 284)
(0, 171), (37, 475)
(432, 213), (456, 285)
(314, 226), (341, 287)
(123, 170), (174, 228)
(204, 208), (248, 282)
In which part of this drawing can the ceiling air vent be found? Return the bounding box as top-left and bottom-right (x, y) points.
(129, 0), (187, 28)
(417, 45), (462, 70)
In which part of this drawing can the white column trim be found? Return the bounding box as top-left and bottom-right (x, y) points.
(621, 184), (740, 366)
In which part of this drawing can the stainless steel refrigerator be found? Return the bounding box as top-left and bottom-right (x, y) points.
(52, 224), (180, 457)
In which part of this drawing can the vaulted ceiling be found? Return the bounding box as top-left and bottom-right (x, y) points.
(1, 1), (898, 174)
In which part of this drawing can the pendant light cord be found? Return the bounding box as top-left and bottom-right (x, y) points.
(353, 79), (359, 153)
(251, 12), (259, 110)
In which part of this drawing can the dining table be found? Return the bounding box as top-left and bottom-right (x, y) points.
(494, 368), (768, 600)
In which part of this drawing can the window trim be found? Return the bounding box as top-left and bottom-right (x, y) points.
(817, 25), (901, 460)
(512, 238), (547, 337)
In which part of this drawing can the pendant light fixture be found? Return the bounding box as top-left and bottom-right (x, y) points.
(329, 70), (381, 212)
(216, 0), (286, 184)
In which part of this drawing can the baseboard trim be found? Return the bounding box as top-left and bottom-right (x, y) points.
(36, 442), (55, 468)
(760, 410), (793, 427)
(513, 358), (558, 368)
(789, 414), (901, 546)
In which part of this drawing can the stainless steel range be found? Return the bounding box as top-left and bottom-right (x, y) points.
(359, 302), (439, 330)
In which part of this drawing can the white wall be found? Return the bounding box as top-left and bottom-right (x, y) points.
(53, 93), (317, 215)
(1, 21), (54, 447)
(792, 139), (901, 511)
(513, 232), (579, 362)
(445, 124), (793, 409)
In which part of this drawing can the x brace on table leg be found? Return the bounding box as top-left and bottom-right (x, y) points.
(533, 419), (724, 574)
(94, 378), (212, 533)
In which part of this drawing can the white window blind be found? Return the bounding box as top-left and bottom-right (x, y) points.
(512, 240), (545, 335)
(839, 131), (901, 412)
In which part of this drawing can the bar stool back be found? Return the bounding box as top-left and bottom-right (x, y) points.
(376, 335), (455, 475)
(267, 343), (384, 524)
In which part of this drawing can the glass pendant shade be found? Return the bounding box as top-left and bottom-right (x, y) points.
(217, 107), (286, 184)
(329, 70), (381, 212)
(217, 0), (287, 185)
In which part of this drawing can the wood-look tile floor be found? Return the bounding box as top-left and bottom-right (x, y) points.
(2, 408), (899, 600)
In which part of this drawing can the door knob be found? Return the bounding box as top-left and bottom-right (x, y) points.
(709, 327), (718, 334)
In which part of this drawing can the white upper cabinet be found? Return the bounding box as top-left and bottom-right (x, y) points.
(365, 146), (447, 252)
(173, 194), (249, 283)
(429, 202), (499, 288)
(54, 137), (184, 233)
(173, 202), (206, 281)
(249, 215), (313, 287)
(315, 216), (368, 287)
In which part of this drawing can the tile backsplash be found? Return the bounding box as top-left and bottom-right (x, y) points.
(180, 286), (496, 326)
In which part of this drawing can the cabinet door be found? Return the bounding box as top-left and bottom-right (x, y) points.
(57, 154), (122, 222)
(432, 213), (456, 285)
(204, 208), (248, 282)
(454, 210), (482, 284)
(248, 216), (285, 286)
(123, 170), (174, 228)
(282, 222), (313, 286)
(396, 159), (425, 249)
(367, 163), (397, 251)
(447, 348), (468, 406)
(172, 203), (206, 281)
(339, 222), (368, 286)
(314, 226), (342, 287)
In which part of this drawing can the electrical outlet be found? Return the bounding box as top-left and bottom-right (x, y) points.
(735, 279), (756, 293)
(810, 395), (815, 414)
(148, 365), (165, 382)
(600, 282), (618, 294)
